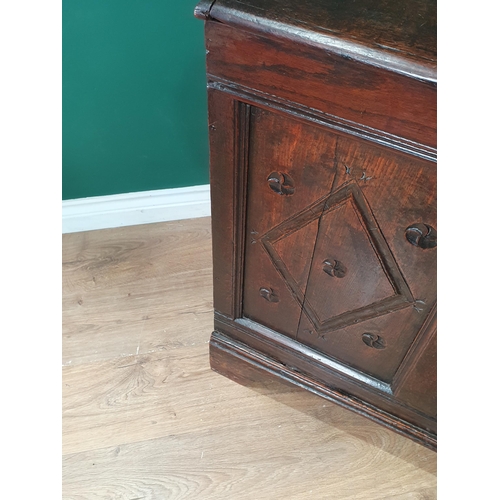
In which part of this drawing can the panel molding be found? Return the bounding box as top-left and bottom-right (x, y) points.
(62, 185), (211, 234)
(207, 78), (437, 162)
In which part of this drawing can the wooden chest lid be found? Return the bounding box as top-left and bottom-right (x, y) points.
(195, 0), (436, 82)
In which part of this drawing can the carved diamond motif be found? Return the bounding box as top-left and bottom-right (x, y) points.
(261, 182), (414, 332)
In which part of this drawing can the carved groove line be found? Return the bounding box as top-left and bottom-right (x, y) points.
(232, 101), (251, 319)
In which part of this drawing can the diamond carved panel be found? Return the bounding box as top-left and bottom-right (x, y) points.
(261, 182), (414, 333)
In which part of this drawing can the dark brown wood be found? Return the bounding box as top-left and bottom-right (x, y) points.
(205, 22), (436, 148)
(208, 0), (437, 81)
(206, 89), (238, 319)
(197, 0), (436, 450)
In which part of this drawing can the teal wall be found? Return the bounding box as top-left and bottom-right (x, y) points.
(62, 0), (209, 200)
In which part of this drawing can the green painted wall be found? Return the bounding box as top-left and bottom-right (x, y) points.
(62, 0), (209, 200)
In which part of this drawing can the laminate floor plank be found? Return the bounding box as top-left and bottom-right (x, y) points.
(62, 218), (436, 499)
(62, 219), (213, 366)
(63, 428), (435, 500)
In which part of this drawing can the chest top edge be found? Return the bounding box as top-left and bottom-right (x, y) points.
(196, 0), (437, 84)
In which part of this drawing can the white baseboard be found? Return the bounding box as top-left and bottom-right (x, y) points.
(62, 185), (211, 234)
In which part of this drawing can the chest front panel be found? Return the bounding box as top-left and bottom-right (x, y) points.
(242, 107), (436, 383)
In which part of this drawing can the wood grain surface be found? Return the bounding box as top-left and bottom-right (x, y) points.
(62, 218), (436, 499)
(205, 22), (437, 148)
(207, 0), (437, 74)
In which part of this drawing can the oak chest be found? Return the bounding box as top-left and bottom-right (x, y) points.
(195, 0), (437, 450)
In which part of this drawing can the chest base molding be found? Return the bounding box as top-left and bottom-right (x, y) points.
(210, 330), (437, 451)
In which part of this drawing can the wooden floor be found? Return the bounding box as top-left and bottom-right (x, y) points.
(62, 217), (437, 500)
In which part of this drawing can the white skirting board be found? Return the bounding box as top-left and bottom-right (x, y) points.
(62, 185), (211, 234)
